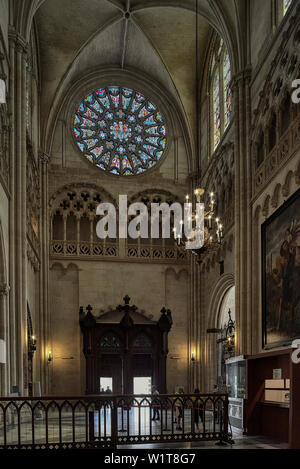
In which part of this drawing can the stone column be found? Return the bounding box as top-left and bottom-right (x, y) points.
(188, 173), (202, 392)
(39, 153), (50, 394)
(8, 30), (28, 395)
(232, 69), (252, 356)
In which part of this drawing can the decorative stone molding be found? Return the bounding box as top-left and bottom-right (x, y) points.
(8, 28), (28, 54)
(39, 152), (50, 165)
(296, 161), (300, 185)
(49, 183), (188, 264)
(282, 170), (294, 197)
(207, 273), (235, 328)
(201, 141), (235, 233)
(51, 240), (119, 260)
(254, 114), (300, 196)
(252, 15), (300, 197)
(0, 103), (10, 190)
(49, 183), (117, 210)
(0, 284), (10, 297)
(253, 161), (300, 223)
(50, 240), (187, 264)
(200, 232), (234, 274)
(27, 136), (40, 256)
(165, 267), (189, 281)
(271, 183), (281, 209)
(27, 242), (40, 272)
(262, 195), (271, 218)
(129, 189), (180, 205)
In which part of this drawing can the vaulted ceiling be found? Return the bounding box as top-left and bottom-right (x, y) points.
(28, 0), (247, 154)
(35, 0), (212, 140)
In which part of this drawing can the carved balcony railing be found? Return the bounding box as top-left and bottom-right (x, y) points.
(126, 244), (187, 262)
(51, 240), (119, 259)
(50, 240), (188, 263)
(254, 114), (300, 196)
(0, 394), (233, 449)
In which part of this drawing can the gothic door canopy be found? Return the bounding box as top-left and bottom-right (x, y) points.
(79, 295), (173, 394)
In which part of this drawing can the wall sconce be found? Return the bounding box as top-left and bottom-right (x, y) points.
(28, 335), (37, 356)
(191, 351), (196, 363)
(47, 351), (52, 363)
(31, 336), (37, 352)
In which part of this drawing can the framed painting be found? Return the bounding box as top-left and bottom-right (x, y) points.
(262, 188), (300, 349)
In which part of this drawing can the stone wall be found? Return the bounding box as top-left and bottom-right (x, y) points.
(49, 261), (189, 395)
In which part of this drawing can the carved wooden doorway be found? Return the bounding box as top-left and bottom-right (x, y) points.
(80, 296), (173, 395)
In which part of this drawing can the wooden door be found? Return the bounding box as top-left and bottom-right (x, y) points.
(98, 354), (123, 393)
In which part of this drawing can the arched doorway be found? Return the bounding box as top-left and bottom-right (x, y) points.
(216, 286), (235, 388)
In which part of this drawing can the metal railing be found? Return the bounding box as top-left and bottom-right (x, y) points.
(0, 394), (233, 449)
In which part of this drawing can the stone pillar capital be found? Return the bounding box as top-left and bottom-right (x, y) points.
(8, 28), (28, 53)
(0, 284), (10, 297)
(39, 152), (50, 164)
(231, 67), (252, 91)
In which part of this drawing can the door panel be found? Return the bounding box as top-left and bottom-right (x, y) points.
(98, 354), (123, 394)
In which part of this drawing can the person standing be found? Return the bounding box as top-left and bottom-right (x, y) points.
(151, 385), (160, 421)
(176, 387), (184, 430)
(193, 388), (204, 432)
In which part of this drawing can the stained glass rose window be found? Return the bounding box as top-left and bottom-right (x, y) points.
(73, 87), (167, 176)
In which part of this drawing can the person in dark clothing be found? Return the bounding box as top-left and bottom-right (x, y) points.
(193, 388), (204, 431)
(151, 385), (160, 421)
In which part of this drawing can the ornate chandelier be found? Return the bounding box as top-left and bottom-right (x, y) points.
(173, 189), (223, 256)
(187, 188), (223, 256)
(173, 0), (223, 258)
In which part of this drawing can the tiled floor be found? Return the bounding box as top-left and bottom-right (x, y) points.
(120, 426), (288, 449)
(120, 431), (288, 450)
(0, 408), (288, 449)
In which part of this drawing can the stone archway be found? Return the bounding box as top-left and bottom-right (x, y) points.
(0, 219), (9, 395)
(216, 286), (235, 386)
(204, 274), (235, 392)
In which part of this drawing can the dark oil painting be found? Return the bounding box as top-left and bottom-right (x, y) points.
(262, 188), (300, 348)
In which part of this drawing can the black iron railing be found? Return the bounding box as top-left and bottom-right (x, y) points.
(0, 394), (233, 449)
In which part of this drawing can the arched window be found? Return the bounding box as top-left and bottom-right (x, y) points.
(210, 39), (232, 153)
(217, 286), (235, 386)
(213, 69), (221, 149)
(223, 52), (232, 130)
(283, 0), (292, 16)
